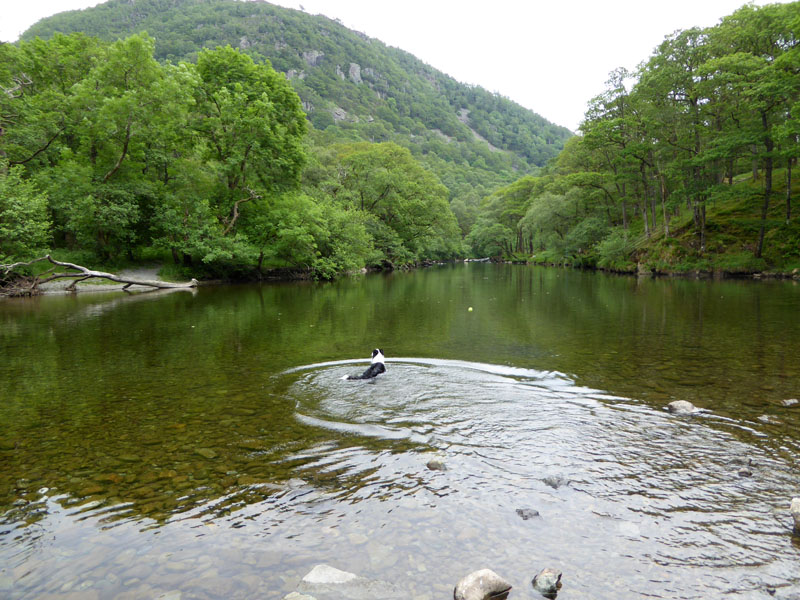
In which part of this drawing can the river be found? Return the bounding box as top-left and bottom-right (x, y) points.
(1, 264), (799, 599)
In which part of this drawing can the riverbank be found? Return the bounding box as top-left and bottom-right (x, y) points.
(505, 256), (800, 281)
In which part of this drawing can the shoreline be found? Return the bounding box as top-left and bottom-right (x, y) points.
(6, 259), (799, 299)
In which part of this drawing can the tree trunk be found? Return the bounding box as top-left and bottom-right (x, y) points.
(755, 124), (774, 259)
(659, 172), (670, 237)
(787, 156), (793, 224)
(621, 183), (628, 229)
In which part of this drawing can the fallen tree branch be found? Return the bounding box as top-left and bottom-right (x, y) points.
(1, 255), (197, 296)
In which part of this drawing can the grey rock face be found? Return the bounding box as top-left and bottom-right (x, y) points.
(302, 50), (324, 66)
(453, 569), (511, 600)
(532, 568), (562, 598)
(791, 498), (800, 534)
(349, 63), (363, 84)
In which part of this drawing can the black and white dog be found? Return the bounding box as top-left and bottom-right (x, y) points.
(344, 348), (386, 380)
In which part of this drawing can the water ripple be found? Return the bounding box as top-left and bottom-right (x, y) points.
(279, 356), (800, 592)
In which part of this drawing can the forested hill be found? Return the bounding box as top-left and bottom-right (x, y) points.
(22, 0), (572, 178)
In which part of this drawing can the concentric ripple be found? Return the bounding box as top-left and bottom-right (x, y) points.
(279, 357), (800, 597)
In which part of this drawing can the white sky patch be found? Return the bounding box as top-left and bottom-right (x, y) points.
(1, 0), (791, 131)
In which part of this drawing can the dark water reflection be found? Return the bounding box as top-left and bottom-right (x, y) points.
(1, 264), (799, 599)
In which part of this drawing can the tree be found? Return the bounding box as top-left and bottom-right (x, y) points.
(0, 162), (51, 260)
(191, 46), (307, 233)
(328, 142), (462, 264)
(704, 3), (799, 257)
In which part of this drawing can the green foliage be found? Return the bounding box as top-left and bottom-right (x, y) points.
(595, 228), (635, 269)
(307, 142), (463, 266)
(0, 31), (463, 278)
(0, 163), (51, 258)
(21, 0), (572, 212)
(463, 1), (800, 274)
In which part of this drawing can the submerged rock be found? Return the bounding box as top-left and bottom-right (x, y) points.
(297, 564), (401, 599)
(791, 498), (800, 534)
(757, 414), (782, 425)
(516, 508), (540, 520)
(532, 568), (562, 598)
(194, 447), (217, 459)
(453, 568), (511, 600)
(666, 400), (699, 414)
(302, 565), (358, 585)
(426, 459), (447, 471)
(542, 475), (568, 489)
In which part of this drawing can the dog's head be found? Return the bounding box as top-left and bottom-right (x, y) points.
(371, 348), (385, 363)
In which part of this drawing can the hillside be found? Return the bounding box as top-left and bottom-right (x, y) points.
(22, 0), (572, 200)
(463, 2), (800, 276)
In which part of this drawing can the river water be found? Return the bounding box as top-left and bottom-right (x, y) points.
(1, 264), (799, 599)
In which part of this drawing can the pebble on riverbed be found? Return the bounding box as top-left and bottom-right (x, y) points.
(531, 568), (562, 598)
(426, 458), (446, 471)
(791, 498), (800, 534)
(453, 568), (512, 600)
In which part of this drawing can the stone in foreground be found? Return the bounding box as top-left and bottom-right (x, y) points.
(532, 567), (562, 598)
(791, 498), (800, 534)
(454, 568), (512, 600)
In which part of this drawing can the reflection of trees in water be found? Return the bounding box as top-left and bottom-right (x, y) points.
(1, 265), (799, 529)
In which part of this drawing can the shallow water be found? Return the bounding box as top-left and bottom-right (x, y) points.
(1, 264), (799, 599)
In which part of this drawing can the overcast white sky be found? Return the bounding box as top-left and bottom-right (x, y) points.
(0, 0), (789, 130)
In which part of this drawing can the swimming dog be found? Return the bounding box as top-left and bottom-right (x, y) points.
(344, 349), (386, 380)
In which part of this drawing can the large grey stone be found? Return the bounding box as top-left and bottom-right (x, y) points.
(791, 498), (800, 534)
(453, 569), (511, 600)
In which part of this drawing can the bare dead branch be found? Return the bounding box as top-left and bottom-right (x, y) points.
(2, 73), (33, 98)
(1, 255), (197, 296)
(222, 187), (261, 236)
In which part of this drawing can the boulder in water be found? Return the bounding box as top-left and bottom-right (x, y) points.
(666, 400), (698, 414)
(791, 498), (800, 534)
(532, 568), (562, 598)
(453, 569), (511, 600)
